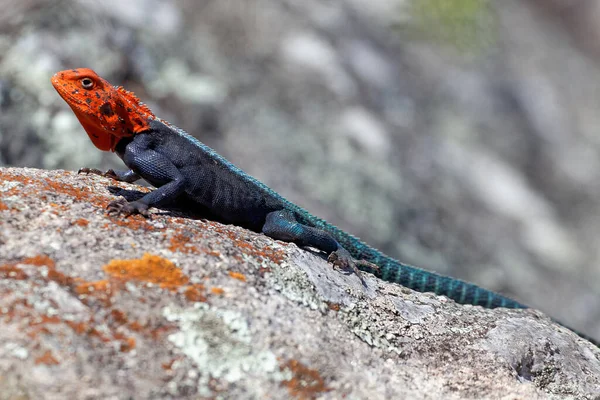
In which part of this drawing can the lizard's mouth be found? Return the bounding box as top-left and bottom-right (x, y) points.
(51, 75), (89, 113)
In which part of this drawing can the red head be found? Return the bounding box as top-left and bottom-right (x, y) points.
(51, 68), (154, 151)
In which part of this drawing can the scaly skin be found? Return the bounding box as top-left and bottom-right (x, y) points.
(51, 68), (598, 346)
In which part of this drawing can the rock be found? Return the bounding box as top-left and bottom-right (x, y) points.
(3, 0), (600, 340)
(0, 167), (598, 399)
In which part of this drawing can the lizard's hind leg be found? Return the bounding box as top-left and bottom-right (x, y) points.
(262, 210), (377, 285)
(262, 210), (338, 253)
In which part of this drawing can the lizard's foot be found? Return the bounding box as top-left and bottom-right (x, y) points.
(78, 167), (119, 180)
(107, 198), (150, 218)
(328, 248), (379, 287)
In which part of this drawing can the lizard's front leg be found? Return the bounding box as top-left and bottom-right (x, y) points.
(107, 137), (187, 217)
(262, 210), (378, 285)
(79, 168), (141, 183)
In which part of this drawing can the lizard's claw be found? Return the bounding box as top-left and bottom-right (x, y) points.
(78, 167), (103, 175)
(328, 248), (379, 287)
(78, 167), (119, 180)
(107, 198), (150, 218)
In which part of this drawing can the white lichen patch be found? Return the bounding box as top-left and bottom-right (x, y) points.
(0, 181), (21, 192)
(163, 304), (284, 387)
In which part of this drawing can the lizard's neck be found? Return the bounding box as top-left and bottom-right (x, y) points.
(113, 135), (135, 159)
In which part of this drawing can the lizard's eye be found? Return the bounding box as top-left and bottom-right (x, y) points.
(80, 78), (94, 89)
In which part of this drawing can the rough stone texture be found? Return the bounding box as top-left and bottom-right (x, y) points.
(0, 167), (599, 399)
(1, 0), (600, 341)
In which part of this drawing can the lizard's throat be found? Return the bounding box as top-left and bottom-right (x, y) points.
(74, 112), (120, 152)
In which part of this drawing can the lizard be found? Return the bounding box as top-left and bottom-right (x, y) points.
(51, 68), (598, 346)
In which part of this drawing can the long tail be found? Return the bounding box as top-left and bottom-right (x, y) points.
(360, 252), (527, 309)
(298, 211), (527, 308)
(358, 253), (600, 346)
(294, 210), (599, 346)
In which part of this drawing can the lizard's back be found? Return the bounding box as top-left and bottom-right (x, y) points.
(142, 118), (289, 230)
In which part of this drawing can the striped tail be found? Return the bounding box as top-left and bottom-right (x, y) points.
(296, 212), (599, 346)
(301, 212), (527, 308)
(360, 254), (600, 347)
(363, 255), (527, 309)
(342, 248), (528, 308)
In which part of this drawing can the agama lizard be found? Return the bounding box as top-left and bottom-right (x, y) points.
(51, 68), (598, 346)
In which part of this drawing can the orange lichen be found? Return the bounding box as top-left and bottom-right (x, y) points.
(73, 218), (89, 227)
(0, 264), (28, 280)
(0, 201), (9, 211)
(103, 253), (189, 289)
(232, 239), (253, 250)
(0, 171), (108, 213)
(149, 324), (177, 340)
(210, 287), (225, 295)
(228, 271), (247, 282)
(168, 233), (199, 254)
(184, 284), (207, 302)
(122, 337), (136, 352)
(162, 359), (176, 371)
(114, 333), (136, 352)
(0, 255), (56, 281)
(111, 216), (156, 231)
(75, 279), (111, 294)
(208, 223), (287, 264)
(281, 359), (331, 399)
(74, 280), (112, 306)
(0, 171), (34, 196)
(326, 302), (341, 312)
(21, 255), (55, 268)
(24, 306), (138, 356)
(45, 267), (74, 287)
(128, 321), (144, 332)
(110, 309), (128, 325)
(2, 298), (30, 324)
(66, 320), (95, 336)
(230, 234), (285, 263)
(42, 179), (106, 207)
(0, 252), (182, 359)
(29, 315), (62, 327)
(35, 350), (60, 366)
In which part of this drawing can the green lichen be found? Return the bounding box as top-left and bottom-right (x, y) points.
(405, 0), (496, 54)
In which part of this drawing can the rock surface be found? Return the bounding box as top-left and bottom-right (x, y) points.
(2, 0), (600, 340)
(0, 167), (599, 399)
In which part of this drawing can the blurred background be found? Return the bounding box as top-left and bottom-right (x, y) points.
(1, 0), (600, 339)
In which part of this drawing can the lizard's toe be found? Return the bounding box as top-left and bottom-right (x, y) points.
(327, 250), (349, 269)
(106, 198), (128, 215)
(102, 169), (119, 180)
(79, 168), (119, 180)
(328, 248), (377, 287)
(107, 198), (150, 218)
(78, 167), (103, 175)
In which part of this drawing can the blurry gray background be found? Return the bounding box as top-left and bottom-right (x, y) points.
(1, 0), (600, 339)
